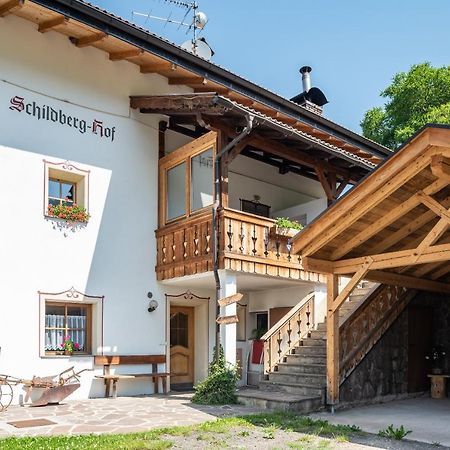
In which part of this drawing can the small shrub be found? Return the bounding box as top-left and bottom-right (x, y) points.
(275, 217), (303, 231)
(192, 346), (238, 405)
(378, 424), (412, 440)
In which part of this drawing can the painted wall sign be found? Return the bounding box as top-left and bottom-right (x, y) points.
(9, 95), (117, 142)
(217, 293), (243, 307)
(216, 315), (239, 325)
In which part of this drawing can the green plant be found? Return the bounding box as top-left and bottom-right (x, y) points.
(250, 328), (266, 340)
(61, 335), (80, 353)
(275, 217), (303, 231)
(48, 203), (90, 223)
(378, 424), (412, 440)
(192, 346), (238, 405)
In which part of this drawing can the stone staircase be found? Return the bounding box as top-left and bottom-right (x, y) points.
(237, 281), (377, 412)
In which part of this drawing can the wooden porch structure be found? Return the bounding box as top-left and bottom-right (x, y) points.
(292, 125), (450, 407)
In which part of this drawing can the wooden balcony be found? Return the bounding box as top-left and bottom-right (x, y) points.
(156, 207), (325, 283)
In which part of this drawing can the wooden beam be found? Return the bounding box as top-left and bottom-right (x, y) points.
(0, 0), (23, 17)
(331, 261), (372, 313)
(366, 270), (450, 294)
(38, 16), (68, 33)
(431, 154), (450, 182)
(330, 178), (448, 260)
(293, 138), (444, 257)
(140, 62), (174, 73)
(70, 32), (107, 48)
(418, 191), (450, 222)
(168, 76), (206, 86)
(109, 48), (143, 61)
(333, 242), (450, 274)
(326, 274), (339, 407)
(315, 165), (334, 201)
(249, 136), (351, 180)
(301, 257), (334, 274)
(430, 263), (450, 281)
(226, 135), (253, 164)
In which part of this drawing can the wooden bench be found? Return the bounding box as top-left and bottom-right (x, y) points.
(94, 355), (169, 398)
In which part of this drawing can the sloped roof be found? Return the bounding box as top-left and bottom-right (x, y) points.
(9, 0), (392, 162)
(292, 125), (450, 292)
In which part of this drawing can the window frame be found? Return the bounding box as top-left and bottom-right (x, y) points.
(43, 159), (90, 219)
(159, 132), (217, 227)
(44, 302), (92, 355)
(39, 288), (104, 358)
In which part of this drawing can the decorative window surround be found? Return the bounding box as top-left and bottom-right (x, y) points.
(43, 160), (90, 221)
(38, 287), (104, 358)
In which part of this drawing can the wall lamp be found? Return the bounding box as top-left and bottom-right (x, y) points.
(147, 292), (158, 312)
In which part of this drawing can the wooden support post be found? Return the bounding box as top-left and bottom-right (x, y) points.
(217, 130), (229, 208)
(158, 121), (167, 159)
(326, 274), (339, 409)
(0, 0), (23, 17)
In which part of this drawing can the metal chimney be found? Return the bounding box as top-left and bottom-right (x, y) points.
(300, 66), (312, 93)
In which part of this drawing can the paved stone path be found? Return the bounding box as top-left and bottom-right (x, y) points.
(0, 393), (262, 437)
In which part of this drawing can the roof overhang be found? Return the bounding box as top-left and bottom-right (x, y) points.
(291, 125), (450, 293)
(4, 0), (391, 163)
(131, 93), (378, 182)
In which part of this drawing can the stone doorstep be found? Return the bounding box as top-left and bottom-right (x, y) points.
(236, 388), (323, 413)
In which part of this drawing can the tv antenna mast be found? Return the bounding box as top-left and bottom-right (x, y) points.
(132, 1), (212, 59)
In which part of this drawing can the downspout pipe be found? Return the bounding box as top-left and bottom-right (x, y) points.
(212, 114), (255, 362)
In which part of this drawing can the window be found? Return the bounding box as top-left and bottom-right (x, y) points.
(256, 312), (268, 334)
(44, 303), (91, 354)
(159, 132), (216, 225)
(39, 288), (104, 358)
(43, 160), (90, 220)
(240, 199), (271, 218)
(48, 179), (76, 206)
(190, 147), (214, 212)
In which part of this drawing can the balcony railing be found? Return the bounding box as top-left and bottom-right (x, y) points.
(155, 207), (326, 282)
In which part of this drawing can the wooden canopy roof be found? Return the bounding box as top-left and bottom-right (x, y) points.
(293, 125), (450, 294)
(131, 93), (380, 185)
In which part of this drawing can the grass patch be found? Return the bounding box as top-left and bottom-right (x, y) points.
(0, 412), (363, 449)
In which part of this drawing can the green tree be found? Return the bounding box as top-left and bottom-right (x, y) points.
(361, 63), (450, 149)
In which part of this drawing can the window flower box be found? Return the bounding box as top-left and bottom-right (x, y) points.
(271, 218), (303, 238)
(47, 203), (90, 223)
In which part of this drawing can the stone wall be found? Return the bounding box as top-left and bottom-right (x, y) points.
(340, 309), (409, 403)
(340, 292), (450, 404)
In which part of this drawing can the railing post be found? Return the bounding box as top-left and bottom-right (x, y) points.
(327, 274), (339, 410)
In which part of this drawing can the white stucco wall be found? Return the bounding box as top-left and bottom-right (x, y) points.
(0, 14), (194, 402)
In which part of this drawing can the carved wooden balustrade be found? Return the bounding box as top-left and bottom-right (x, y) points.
(219, 208), (324, 282)
(339, 284), (417, 383)
(261, 292), (315, 374)
(156, 211), (213, 281)
(156, 207), (325, 282)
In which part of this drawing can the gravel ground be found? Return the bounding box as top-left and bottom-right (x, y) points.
(166, 426), (448, 449)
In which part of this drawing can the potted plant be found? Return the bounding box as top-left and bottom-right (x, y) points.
(62, 336), (80, 356)
(273, 217), (303, 238)
(425, 345), (447, 374)
(47, 203), (90, 223)
(250, 328), (266, 364)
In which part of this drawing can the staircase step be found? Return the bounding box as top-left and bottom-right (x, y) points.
(277, 362), (326, 375)
(260, 380), (324, 397)
(316, 322), (327, 331)
(301, 337), (326, 347)
(236, 388), (323, 413)
(285, 353), (326, 365)
(291, 345), (326, 356)
(309, 329), (325, 339)
(348, 294), (365, 302)
(269, 371), (326, 386)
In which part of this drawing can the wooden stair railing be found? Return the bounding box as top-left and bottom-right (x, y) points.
(339, 284), (417, 384)
(261, 292), (315, 375)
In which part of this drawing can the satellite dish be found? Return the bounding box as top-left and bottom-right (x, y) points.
(181, 38), (213, 60)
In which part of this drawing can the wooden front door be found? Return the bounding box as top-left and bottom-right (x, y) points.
(170, 306), (195, 384)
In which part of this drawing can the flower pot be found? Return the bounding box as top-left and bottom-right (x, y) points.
(272, 226), (300, 238)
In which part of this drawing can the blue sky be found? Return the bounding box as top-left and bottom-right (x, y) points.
(94, 0), (450, 133)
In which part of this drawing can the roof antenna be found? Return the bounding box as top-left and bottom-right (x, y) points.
(132, 1), (214, 60)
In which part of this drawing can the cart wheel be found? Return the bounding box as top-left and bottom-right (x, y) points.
(0, 381), (13, 412)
